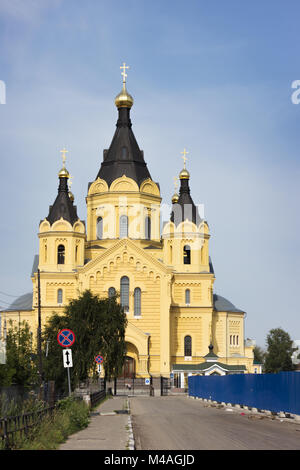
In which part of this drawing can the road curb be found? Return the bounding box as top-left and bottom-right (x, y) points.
(188, 396), (300, 422)
(126, 398), (135, 450)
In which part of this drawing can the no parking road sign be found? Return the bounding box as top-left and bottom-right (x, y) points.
(95, 355), (103, 364)
(57, 329), (75, 348)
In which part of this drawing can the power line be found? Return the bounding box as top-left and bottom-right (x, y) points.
(0, 290), (22, 298)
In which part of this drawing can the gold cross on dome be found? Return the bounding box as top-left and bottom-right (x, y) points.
(120, 62), (129, 83)
(181, 148), (189, 168)
(60, 148), (68, 166)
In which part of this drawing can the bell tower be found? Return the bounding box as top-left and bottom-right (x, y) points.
(85, 64), (161, 260)
(38, 149), (85, 273)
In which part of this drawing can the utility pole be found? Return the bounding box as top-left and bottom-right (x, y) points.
(37, 269), (43, 394)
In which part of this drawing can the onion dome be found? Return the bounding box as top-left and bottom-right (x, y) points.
(171, 192), (179, 203)
(179, 167), (190, 180)
(115, 82), (134, 109)
(58, 166), (70, 178)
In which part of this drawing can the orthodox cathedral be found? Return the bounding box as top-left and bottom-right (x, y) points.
(1, 66), (258, 386)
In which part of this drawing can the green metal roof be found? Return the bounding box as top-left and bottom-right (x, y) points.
(172, 362), (246, 372)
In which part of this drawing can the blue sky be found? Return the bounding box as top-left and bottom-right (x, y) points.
(0, 0), (299, 348)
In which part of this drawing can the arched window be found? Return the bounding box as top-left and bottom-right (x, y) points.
(145, 216), (151, 240)
(108, 287), (116, 298)
(97, 217), (103, 240)
(75, 245), (78, 263)
(184, 335), (192, 357)
(120, 215), (128, 238)
(134, 288), (141, 316)
(57, 244), (65, 264)
(183, 245), (191, 264)
(120, 276), (129, 312)
(57, 289), (63, 304)
(185, 289), (190, 305)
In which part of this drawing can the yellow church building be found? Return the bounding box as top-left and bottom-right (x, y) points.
(1, 68), (257, 386)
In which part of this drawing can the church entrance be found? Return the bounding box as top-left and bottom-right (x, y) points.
(122, 356), (135, 378)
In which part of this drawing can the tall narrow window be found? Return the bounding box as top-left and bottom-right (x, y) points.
(120, 215), (128, 238)
(120, 276), (129, 312)
(134, 287), (141, 316)
(145, 216), (151, 240)
(185, 289), (190, 305)
(97, 217), (103, 240)
(183, 245), (191, 264)
(57, 289), (63, 304)
(57, 245), (65, 264)
(121, 146), (128, 160)
(108, 287), (116, 298)
(184, 335), (192, 357)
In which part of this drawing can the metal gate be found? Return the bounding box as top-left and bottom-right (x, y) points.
(114, 377), (151, 396)
(161, 377), (170, 396)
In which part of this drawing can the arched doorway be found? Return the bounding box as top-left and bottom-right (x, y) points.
(122, 356), (136, 378)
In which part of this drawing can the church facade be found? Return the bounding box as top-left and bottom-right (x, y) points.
(1, 70), (257, 386)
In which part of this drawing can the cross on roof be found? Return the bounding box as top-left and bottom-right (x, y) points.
(181, 148), (189, 168)
(60, 148), (68, 166)
(120, 62), (129, 83)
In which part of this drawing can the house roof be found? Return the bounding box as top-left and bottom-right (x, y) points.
(213, 294), (244, 313)
(4, 292), (33, 311)
(172, 362), (246, 372)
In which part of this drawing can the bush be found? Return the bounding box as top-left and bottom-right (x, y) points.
(18, 397), (90, 450)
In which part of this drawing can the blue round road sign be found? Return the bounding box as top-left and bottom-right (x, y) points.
(57, 329), (75, 347)
(95, 355), (103, 364)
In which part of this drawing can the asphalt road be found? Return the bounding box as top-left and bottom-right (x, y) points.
(130, 395), (300, 450)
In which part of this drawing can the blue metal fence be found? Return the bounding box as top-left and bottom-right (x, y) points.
(188, 372), (300, 415)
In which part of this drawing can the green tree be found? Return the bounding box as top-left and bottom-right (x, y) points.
(42, 290), (127, 392)
(0, 320), (38, 387)
(264, 328), (296, 373)
(253, 345), (265, 365)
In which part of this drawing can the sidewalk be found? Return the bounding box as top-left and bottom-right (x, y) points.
(59, 395), (132, 450)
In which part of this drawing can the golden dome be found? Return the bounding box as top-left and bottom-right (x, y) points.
(115, 83), (134, 109)
(172, 192), (179, 203)
(179, 168), (190, 179)
(68, 191), (74, 202)
(58, 166), (70, 178)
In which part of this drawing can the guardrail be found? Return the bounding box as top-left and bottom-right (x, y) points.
(0, 405), (56, 449)
(90, 389), (106, 408)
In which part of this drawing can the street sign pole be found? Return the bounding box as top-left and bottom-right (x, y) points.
(62, 348), (73, 396)
(58, 332), (75, 398)
(67, 367), (71, 396)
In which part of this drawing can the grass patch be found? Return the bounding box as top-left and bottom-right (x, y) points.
(16, 397), (90, 450)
